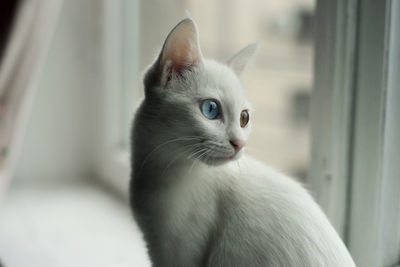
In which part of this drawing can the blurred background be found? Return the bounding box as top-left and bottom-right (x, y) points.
(0, 0), (314, 266)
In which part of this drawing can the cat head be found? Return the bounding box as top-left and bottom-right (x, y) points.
(141, 18), (256, 166)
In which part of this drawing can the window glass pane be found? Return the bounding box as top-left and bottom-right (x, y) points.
(135, 0), (315, 180)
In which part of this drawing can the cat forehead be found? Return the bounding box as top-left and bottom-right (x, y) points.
(199, 59), (247, 100)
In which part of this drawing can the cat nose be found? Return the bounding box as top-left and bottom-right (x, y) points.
(230, 139), (245, 152)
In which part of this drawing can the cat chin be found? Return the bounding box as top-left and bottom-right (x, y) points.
(202, 158), (231, 166)
(201, 150), (243, 166)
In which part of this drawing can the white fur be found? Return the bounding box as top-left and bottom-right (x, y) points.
(130, 18), (356, 267)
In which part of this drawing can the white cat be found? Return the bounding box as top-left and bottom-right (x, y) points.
(130, 18), (356, 267)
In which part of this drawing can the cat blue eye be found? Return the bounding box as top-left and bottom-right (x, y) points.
(201, 99), (220, 119)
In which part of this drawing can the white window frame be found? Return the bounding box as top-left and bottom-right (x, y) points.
(97, 1), (400, 265)
(310, 0), (400, 266)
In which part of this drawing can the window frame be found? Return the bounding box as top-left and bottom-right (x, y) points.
(310, 0), (400, 266)
(309, 0), (358, 238)
(346, 0), (400, 266)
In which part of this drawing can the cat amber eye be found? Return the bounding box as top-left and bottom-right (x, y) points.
(240, 110), (249, 128)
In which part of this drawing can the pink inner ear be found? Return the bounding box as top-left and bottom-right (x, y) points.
(160, 19), (202, 76)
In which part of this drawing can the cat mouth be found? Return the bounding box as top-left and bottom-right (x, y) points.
(195, 143), (244, 165)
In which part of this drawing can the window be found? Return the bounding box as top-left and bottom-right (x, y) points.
(99, 1), (400, 266)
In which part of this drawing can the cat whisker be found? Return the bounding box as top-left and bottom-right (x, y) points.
(189, 147), (209, 160)
(204, 145), (231, 156)
(193, 145), (210, 162)
(236, 160), (242, 176)
(203, 141), (231, 153)
(188, 147), (210, 173)
(137, 136), (204, 175)
(203, 144), (218, 164)
(160, 143), (202, 177)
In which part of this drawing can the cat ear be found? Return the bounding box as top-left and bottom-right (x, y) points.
(227, 43), (258, 76)
(159, 18), (203, 85)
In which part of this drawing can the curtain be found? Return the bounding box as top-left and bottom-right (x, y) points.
(0, 0), (63, 197)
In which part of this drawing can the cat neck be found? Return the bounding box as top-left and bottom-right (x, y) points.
(132, 145), (196, 180)
(131, 138), (204, 198)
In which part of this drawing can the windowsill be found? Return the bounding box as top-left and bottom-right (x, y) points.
(0, 177), (149, 267)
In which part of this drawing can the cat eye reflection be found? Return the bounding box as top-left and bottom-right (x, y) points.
(240, 110), (249, 128)
(201, 99), (220, 119)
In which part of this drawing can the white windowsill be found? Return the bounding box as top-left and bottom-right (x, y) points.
(0, 177), (150, 267)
